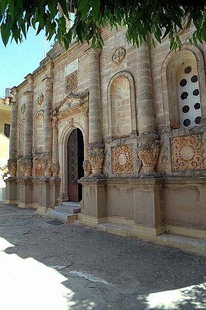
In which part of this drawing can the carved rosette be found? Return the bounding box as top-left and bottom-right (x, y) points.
(88, 144), (104, 175)
(171, 134), (206, 171)
(138, 135), (160, 174)
(83, 160), (91, 177)
(112, 145), (134, 173)
(8, 159), (17, 177)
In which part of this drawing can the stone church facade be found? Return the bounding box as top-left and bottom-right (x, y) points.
(6, 27), (206, 241)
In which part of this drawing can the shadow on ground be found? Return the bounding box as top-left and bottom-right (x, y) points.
(0, 204), (206, 309)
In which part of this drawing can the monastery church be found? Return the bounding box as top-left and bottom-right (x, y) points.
(6, 27), (206, 243)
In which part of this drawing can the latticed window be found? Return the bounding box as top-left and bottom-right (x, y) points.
(177, 64), (201, 128)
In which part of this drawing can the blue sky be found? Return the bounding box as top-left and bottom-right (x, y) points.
(0, 29), (53, 97)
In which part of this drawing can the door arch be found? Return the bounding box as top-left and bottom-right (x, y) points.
(67, 128), (84, 202)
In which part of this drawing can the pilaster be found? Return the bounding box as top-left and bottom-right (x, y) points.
(136, 43), (159, 174)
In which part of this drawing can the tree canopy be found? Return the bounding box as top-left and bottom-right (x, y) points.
(0, 0), (206, 50)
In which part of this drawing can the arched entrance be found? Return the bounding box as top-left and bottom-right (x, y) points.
(67, 128), (84, 202)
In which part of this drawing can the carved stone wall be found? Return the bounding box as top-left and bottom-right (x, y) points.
(171, 134), (206, 170)
(112, 145), (134, 173)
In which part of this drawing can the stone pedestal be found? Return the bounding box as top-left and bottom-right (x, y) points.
(79, 177), (107, 225)
(5, 177), (17, 203)
(18, 178), (33, 208)
(133, 178), (163, 236)
(50, 177), (61, 207)
(38, 178), (51, 210)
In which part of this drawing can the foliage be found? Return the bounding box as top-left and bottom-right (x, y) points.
(0, 1), (206, 49)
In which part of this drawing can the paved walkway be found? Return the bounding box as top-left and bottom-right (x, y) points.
(0, 203), (206, 310)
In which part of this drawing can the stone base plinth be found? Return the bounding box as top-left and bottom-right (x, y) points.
(79, 176), (107, 221)
(5, 177), (17, 202)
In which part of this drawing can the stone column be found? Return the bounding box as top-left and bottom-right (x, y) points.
(87, 49), (104, 175)
(52, 109), (60, 177)
(43, 70), (53, 153)
(8, 87), (18, 177)
(80, 104), (90, 176)
(43, 72), (53, 178)
(24, 74), (34, 177)
(136, 43), (159, 174)
(6, 88), (18, 203)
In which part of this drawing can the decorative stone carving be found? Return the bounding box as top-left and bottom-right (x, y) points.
(37, 93), (44, 105)
(33, 156), (45, 177)
(68, 117), (75, 129)
(83, 160), (91, 177)
(112, 47), (126, 64)
(24, 156), (33, 177)
(8, 159), (17, 177)
(20, 103), (26, 114)
(112, 145), (134, 173)
(33, 153), (52, 177)
(138, 135), (160, 174)
(157, 144), (170, 174)
(65, 71), (77, 93)
(52, 162), (60, 177)
(88, 144), (104, 175)
(171, 134), (206, 171)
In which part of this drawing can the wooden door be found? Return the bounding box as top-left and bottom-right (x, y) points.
(67, 129), (84, 201)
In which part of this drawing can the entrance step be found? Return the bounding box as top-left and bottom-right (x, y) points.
(45, 202), (80, 223)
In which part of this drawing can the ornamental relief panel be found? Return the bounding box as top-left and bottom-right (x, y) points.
(112, 145), (134, 173)
(112, 47), (126, 64)
(171, 134), (206, 171)
(65, 71), (77, 94)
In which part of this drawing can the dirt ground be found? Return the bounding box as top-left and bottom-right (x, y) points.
(0, 203), (206, 310)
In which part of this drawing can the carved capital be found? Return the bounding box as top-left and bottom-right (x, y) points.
(24, 156), (33, 177)
(83, 160), (91, 177)
(88, 143), (104, 175)
(43, 153), (53, 178)
(138, 134), (160, 174)
(8, 159), (17, 177)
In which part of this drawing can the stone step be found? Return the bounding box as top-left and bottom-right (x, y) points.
(62, 201), (80, 208)
(45, 209), (78, 223)
(55, 204), (81, 214)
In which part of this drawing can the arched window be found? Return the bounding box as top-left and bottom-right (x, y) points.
(177, 58), (201, 127)
(162, 47), (206, 129)
(108, 71), (136, 138)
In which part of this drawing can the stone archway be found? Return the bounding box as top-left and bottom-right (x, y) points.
(67, 128), (84, 202)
